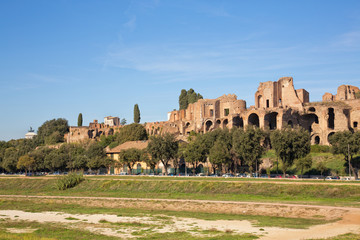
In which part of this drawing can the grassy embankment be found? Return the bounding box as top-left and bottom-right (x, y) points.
(0, 177), (359, 206)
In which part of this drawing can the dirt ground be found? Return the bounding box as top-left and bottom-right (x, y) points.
(1, 195), (360, 239)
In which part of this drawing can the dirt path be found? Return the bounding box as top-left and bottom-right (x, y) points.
(1, 195), (359, 239)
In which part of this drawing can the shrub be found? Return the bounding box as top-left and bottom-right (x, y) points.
(311, 145), (331, 153)
(56, 172), (84, 190)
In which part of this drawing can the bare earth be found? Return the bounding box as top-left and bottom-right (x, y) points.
(1, 195), (360, 239)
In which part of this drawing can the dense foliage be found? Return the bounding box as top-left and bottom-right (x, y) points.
(77, 113), (83, 127)
(270, 127), (310, 177)
(36, 118), (69, 145)
(179, 88), (203, 110)
(134, 104), (141, 123)
(329, 131), (360, 178)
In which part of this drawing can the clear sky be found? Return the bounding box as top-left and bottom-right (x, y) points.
(1, 0), (360, 141)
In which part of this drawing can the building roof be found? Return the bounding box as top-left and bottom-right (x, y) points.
(106, 140), (148, 153)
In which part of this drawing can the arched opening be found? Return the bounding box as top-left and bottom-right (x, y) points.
(223, 119), (228, 129)
(266, 99), (270, 108)
(328, 132), (335, 143)
(186, 122), (190, 127)
(328, 108), (335, 129)
(301, 114), (319, 132)
(216, 119), (221, 125)
(248, 113), (260, 127)
(205, 120), (213, 132)
(354, 121), (358, 128)
(309, 107), (316, 112)
(314, 136), (320, 145)
(233, 116), (244, 128)
(264, 112), (278, 130)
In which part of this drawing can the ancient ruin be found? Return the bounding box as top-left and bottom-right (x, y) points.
(145, 77), (360, 145)
(66, 77), (359, 146)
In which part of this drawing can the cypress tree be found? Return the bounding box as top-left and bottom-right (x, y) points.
(179, 89), (188, 110)
(134, 104), (141, 123)
(77, 113), (83, 127)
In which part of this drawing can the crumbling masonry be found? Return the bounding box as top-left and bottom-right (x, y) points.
(145, 77), (360, 145)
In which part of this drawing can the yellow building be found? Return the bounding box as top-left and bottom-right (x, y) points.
(106, 140), (151, 174)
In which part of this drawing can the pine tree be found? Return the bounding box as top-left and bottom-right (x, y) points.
(179, 89), (188, 110)
(77, 113), (83, 127)
(134, 104), (141, 123)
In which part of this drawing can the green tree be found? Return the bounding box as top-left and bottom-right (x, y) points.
(134, 104), (141, 123)
(179, 89), (188, 110)
(295, 155), (312, 178)
(178, 89), (203, 110)
(147, 133), (178, 175)
(86, 143), (111, 171)
(118, 148), (143, 174)
(17, 154), (35, 175)
(78, 113), (83, 127)
(232, 126), (265, 176)
(316, 161), (328, 177)
(2, 147), (18, 173)
(209, 139), (232, 174)
(120, 118), (127, 125)
(116, 123), (148, 145)
(36, 118), (69, 145)
(329, 131), (360, 179)
(184, 136), (207, 174)
(270, 127), (311, 177)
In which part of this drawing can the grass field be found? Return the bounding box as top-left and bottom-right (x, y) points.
(0, 176), (359, 239)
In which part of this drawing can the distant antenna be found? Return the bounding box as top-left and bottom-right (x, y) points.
(29, 127), (34, 132)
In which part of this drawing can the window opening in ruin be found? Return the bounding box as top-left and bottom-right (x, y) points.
(328, 108), (335, 129)
(205, 120), (213, 131)
(279, 99), (282, 104)
(210, 109), (214, 117)
(248, 113), (260, 127)
(224, 109), (229, 116)
(264, 112), (278, 130)
(233, 116), (244, 128)
(315, 136), (320, 145)
(223, 119), (228, 129)
(216, 120), (221, 125)
(354, 121), (358, 128)
(309, 107), (316, 112)
(266, 100), (270, 108)
(186, 122), (190, 127)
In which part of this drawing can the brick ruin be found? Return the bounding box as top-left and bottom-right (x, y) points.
(145, 77), (360, 145)
(66, 119), (123, 143)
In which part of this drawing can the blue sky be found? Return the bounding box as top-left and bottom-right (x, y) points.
(1, 0), (360, 141)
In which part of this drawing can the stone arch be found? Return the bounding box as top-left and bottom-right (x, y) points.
(328, 108), (335, 129)
(205, 120), (213, 132)
(248, 113), (260, 127)
(185, 122), (190, 127)
(233, 116), (244, 128)
(223, 119), (228, 129)
(328, 132), (335, 143)
(264, 112), (278, 130)
(216, 119), (221, 125)
(314, 136), (320, 145)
